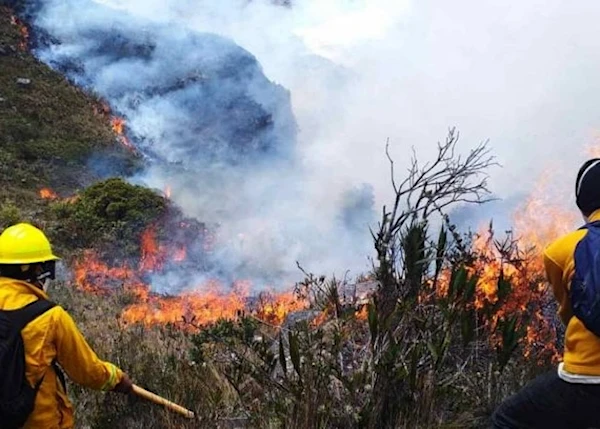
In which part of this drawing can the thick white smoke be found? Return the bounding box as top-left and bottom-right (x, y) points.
(103, 1), (600, 186)
(91, 0), (600, 226)
(24, 0), (600, 289)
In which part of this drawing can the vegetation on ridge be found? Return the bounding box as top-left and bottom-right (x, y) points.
(0, 6), (140, 215)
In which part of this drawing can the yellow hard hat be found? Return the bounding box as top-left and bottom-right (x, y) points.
(0, 223), (60, 264)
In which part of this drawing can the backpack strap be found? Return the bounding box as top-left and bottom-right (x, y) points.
(580, 220), (600, 230)
(3, 299), (56, 332)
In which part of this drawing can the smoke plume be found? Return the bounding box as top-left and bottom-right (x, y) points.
(15, 0), (600, 289)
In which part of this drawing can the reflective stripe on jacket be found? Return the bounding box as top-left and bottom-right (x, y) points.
(0, 277), (123, 428)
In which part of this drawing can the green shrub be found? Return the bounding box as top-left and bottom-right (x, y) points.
(49, 178), (167, 259)
(0, 200), (22, 229)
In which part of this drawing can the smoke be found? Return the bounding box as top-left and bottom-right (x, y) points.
(119, 0), (600, 188)
(19, 0), (600, 288)
(130, 0), (600, 226)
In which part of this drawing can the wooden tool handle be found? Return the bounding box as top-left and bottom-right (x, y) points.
(132, 384), (195, 419)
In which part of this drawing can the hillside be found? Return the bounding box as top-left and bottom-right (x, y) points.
(0, 6), (139, 213)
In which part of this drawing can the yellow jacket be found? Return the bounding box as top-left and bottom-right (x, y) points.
(544, 209), (600, 375)
(0, 277), (123, 429)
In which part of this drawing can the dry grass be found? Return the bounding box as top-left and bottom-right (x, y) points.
(48, 282), (243, 429)
(42, 270), (552, 429)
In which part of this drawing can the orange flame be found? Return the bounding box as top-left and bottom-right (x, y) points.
(10, 15), (29, 51)
(73, 239), (309, 329)
(110, 117), (135, 150)
(428, 168), (575, 364)
(120, 282), (308, 330)
(311, 310), (329, 327)
(67, 157), (582, 363)
(139, 226), (167, 272)
(73, 250), (148, 300)
(121, 288), (247, 330)
(255, 291), (307, 326)
(39, 188), (59, 200)
(461, 174), (574, 362)
(111, 117), (125, 134)
(39, 188), (79, 203)
(63, 195), (80, 204)
(355, 305), (368, 321)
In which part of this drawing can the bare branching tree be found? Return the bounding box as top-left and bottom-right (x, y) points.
(375, 128), (496, 273)
(366, 128), (497, 428)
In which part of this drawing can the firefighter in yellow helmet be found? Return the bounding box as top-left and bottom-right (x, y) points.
(0, 223), (133, 429)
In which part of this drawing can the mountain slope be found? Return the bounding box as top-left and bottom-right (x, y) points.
(0, 6), (139, 209)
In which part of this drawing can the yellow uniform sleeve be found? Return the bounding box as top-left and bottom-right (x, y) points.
(543, 249), (572, 326)
(53, 307), (123, 391)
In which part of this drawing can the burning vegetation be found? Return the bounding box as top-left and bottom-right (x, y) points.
(41, 129), (572, 428)
(39, 188), (59, 200)
(91, 99), (135, 151)
(0, 6), (588, 428)
(10, 14), (28, 51)
(59, 129), (566, 356)
(110, 116), (136, 151)
(73, 236), (308, 329)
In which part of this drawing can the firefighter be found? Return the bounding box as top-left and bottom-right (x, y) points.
(491, 159), (600, 428)
(0, 223), (133, 429)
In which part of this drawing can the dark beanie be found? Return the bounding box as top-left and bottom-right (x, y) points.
(576, 158), (600, 215)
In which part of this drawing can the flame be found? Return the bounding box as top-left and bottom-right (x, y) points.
(427, 168), (575, 364)
(63, 195), (80, 204)
(139, 226), (167, 272)
(39, 188), (59, 200)
(355, 305), (368, 320)
(139, 223), (191, 269)
(456, 174), (576, 362)
(65, 156), (579, 364)
(121, 283), (308, 330)
(10, 15), (29, 51)
(92, 103), (135, 151)
(121, 286), (247, 330)
(311, 310), (329, 327)
(164, 185), (172, 199)
(110, 117), (135, 150)
(111, 117), (125, 134)
(254, 291), (307, 326)
(73, 250), (148, 299)
(71, 222), (309, 329)
(39, 188), (79, 203)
